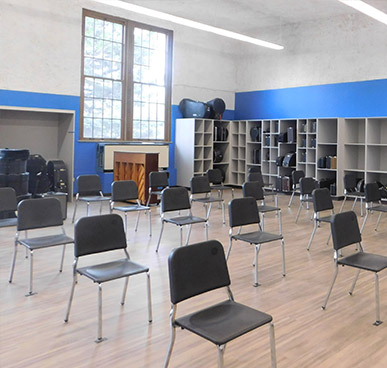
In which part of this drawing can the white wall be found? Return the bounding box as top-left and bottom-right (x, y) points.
(0, 0), (238, 109)
(235, 13), (387, 92)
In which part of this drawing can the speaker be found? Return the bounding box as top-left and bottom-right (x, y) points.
(253, 149), (261, 164)
(250, 127), (261, 142)
(179, 99), (208, 118)
(283, 153), (296, 167)
(287, 127), (296, 143)
(278, 132), (287, 143)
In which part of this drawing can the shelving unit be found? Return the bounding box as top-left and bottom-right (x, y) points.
(246, 120), (262, 177)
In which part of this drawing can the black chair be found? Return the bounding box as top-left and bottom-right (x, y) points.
(163, 240), (277, 368)
(295, 177), (317, 223)
(360, 182), (387, 233)
(322, 211), (387, 326)
(339, 174), (365, 216)
(288, 170), (305, 207)
(156, 187), (208, 252)
(227, 197), (285, 287)
(9, 197), (74, 296)
(110, 180), (151, 236)
(242, 181), (282, 234)
(247, 171), (278, 207)
(72, 174), (110, 223)
(190, 175), (225, 224)
(206, 168), (234, 200)
(0, 187), (18, 227)
(64, 214), (152, 342)
(146, 171), (169, 208)
(307, 188), (335, 251)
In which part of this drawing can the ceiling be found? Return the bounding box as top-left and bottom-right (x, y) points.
(124, 0), (387, 36)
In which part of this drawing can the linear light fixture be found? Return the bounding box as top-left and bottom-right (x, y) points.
(90, 0), (284, 50)
(338, 0), (387, 25)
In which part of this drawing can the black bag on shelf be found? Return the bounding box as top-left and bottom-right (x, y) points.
(213, 148), (223, 163)
(179, 99), (209, 118)
(301, 152), (307, 162)
(250, 127), (261, 142)
(276, 156), (285, 166)
(317, 156), (326, 168)
(283, 152), (296, 167)
(253, 149), (261, 164)
(311, 138), (317, 148)
(278, 132), (288, 143)
(330, 183), (336, 196)
(214, 122), (229, 141)
(265, 135), (270, 146)
(276, 176), (283, 192)
(318, 178), (335, 189)
(287, 127), (296, 143)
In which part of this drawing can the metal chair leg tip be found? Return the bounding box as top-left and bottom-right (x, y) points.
(95, 337), (107, 343)
(373, 320), (382, 326)
(321, 306), (326, 310)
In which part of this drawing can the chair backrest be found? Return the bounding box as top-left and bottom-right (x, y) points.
(77, 175), (102, 196)
(111, 180), (138, 201)
(149, 171), (169, 189)
(242, 181), (264, 201)
(190, 175), (211, 195)
(330, 211), (361, 251)
(168, 240), (231, 304)
(364, 182), (381, 203)
(292, 170), (305, 185)
(161, 186), (191, 213)
(312, 188), (333, 213)
(299, 177), (316, 195)
(74, 213), (127, 257)
(206, 168), (223, 184)
(17, 197), (63, 231)
(0, 187), (17, 212)
(343, 174), (357, 191)
(229, 197), (260, 228)
(247, 172), (264, 187)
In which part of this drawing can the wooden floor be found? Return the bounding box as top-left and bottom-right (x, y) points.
(1, 191), (386, 368)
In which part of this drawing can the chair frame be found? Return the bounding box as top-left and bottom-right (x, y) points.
(64, 214), (152, 342)
(247, 171), (278, 207)
(360, 182), (387, 233)
(146, 171), (169, 208)
(206, 168), (234, 201)
(288, 170), (305, 207)
(163, 240), (277, 368)
(110, 180), (152, 236)
(0, 187), (18, 228)
(295, 177), (316, 223)
(339, 174), (365, 216)
(9, 197), (74, 296)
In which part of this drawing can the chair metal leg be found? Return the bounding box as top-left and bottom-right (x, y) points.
(134, 211), (141, 232)
(278, 210), (282, 235)
(269, 323), (277, 368)
(185, 225), (192, 246)
(26, 249), (36, 296)
(349, 269), (360, 295)
(99, 200), (103, 215)
(156, 221), (164, 252)
(96, 283), (107, 343)
(87, 202), (90, 217)
(288, 190), (295, 207)
(124, 213), (128, 234)
(146, 271), (152, 323)
(179, 226), (183, 246)
(9, 240), (18, 284)
(295, 202), (303, 223)
(375, 212), (382, 231)
(339, 195), (347, 213)
(72, 199), (78, 223)
(221, 201), (225, 224)
(59, 244), (66, 272)
(360, 211), (369, 233)
(307, 220), (318, 251)
(205, 221), (208, 240)
(261, 213), (265, 231)
(64, 273), (77, 323)
(374, 273), (382, 326)
(253, 244), (261, 287)
(148, 210), (152, 237)
(351, 197), (358, 211)
(226, 237), (233, 260)
(322, 265), (339, 310)
(217, 345), (225, 368)
(163, 307), (177, 368)
(121, 276), (129, 305)
(360, 197), (363, 217)
(281, 239), (286, 277)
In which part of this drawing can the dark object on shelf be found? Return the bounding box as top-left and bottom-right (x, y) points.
(272, 136), (278, 146)
(318, 156), (327, 168)
(287, 127), (296, 143)
(179, 98), (209, 118)
(27, 154), (51, 195)
(250, 126), (261, 142)
(318, 178), (335, 189)
(311, 138), (317, 148)
(276, 156), (285, 166)
(265, 134), (271, 146)
(311, 120), (317, 133)
(330, 183), (336, 196)
(0, 149), (29, 174)
(301, 152), (307, 162)
(213, 148), (223, 163)
(214, 122), (228, 142)
(300, 138), (307, 147)
(275, 176), (283, 192)
(329, 156), (337, 169)
(301, 122), (307, 133)
(47, 160), (68, 193)
(356, 179), (365, 193)
(253, 149), (261, 164)
(265, 150), (270, 161)
(282, 176), (292, 192)
(6, 173), (29, 197)
(283, 152), (296, 167)
(207, 98), (226, 119)
(278, 132), (287, 143)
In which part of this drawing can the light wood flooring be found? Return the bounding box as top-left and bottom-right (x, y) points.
(0, 191), (386, 367)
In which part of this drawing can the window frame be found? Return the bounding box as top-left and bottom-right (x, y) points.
(80, 9), (173, 142)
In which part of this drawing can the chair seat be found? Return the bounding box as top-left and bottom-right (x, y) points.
(258, 205), (280, 213)
(346, 191), (364, 197)
(113, 204), (150, 212)
(165, 215), (206, 226)
(77, 259), (149, 283)
(367, 205), (387, 213)
(150, 190), (164, 196)
(0, 218), (18, 228)
(263, 190), (277, 197)
(232, 230), (283, 244)
(338, 252), (387, 273)
(210, 184), (233, 191)
(175, 300), (272, 346)
(191, 196), (223, 204)
(318, 214), (335, 223)
(79, 195), (111, 202)
(19, 234), (74, 250)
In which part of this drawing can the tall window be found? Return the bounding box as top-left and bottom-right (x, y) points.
(81, 10), (173, 141)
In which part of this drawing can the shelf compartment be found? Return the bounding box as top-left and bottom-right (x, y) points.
(317, 119), (337, 143)
(367, 118), (387, 145)
(344, 118), (365, 144)
(344, 145), (365, 171)
(194, 133), (203, 146)
(367, 145), (387, 172)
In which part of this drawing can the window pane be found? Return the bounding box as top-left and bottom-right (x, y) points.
(94, 79), (103, 98)
(95, 19), (104, 38)
(157, 122), (165, 140)
(94, 39), (103, 59)
(83, 118), (93, 138)
(103, 99), (112, 118)
(141, 102), (149, 120)
(94, 99), (103, 117)
(103, 119), (112, 137)
(149, 103), (157, 121)
(112, 62), (121, 80)
(112, 100), (121, 119)
(142, 29), (150, 47)
(84, 98), (93, 117)
(85, 37), (94, 56)
(94, 59), (103, 77)
(104, 80), (113, 99)
(133, 120), (141, 138)
(133, 83), (141, 101)
(104, 21), (113, 41)
(112, 42), (122, 61)
(113, 81), (122, 100)
(133, 65), (141, 82)
(84, 58), (93, 75)
(134, 46), (142, 65)
(157, 104), (165, 121)
(84, 77), (94, 97)
(103, 41), (113, 60)
(134, 28), (142, 46)
(93, 118), (103, 138)
(113, 23), (123, 42)
(112, 119), (121, 139)
(102, 60), (112, 79)
(85, 17), (94, 37)
(149, 120), (157, 140)
(133, 101), (141, 120)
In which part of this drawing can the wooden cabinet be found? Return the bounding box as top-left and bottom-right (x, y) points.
(113, 151), (158, 204)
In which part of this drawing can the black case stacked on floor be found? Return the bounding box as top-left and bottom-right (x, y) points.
(47, 160), (68, 193)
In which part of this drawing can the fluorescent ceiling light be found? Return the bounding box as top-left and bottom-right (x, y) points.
(338, 0), (387, 25)
(90, 0), (284, 50)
